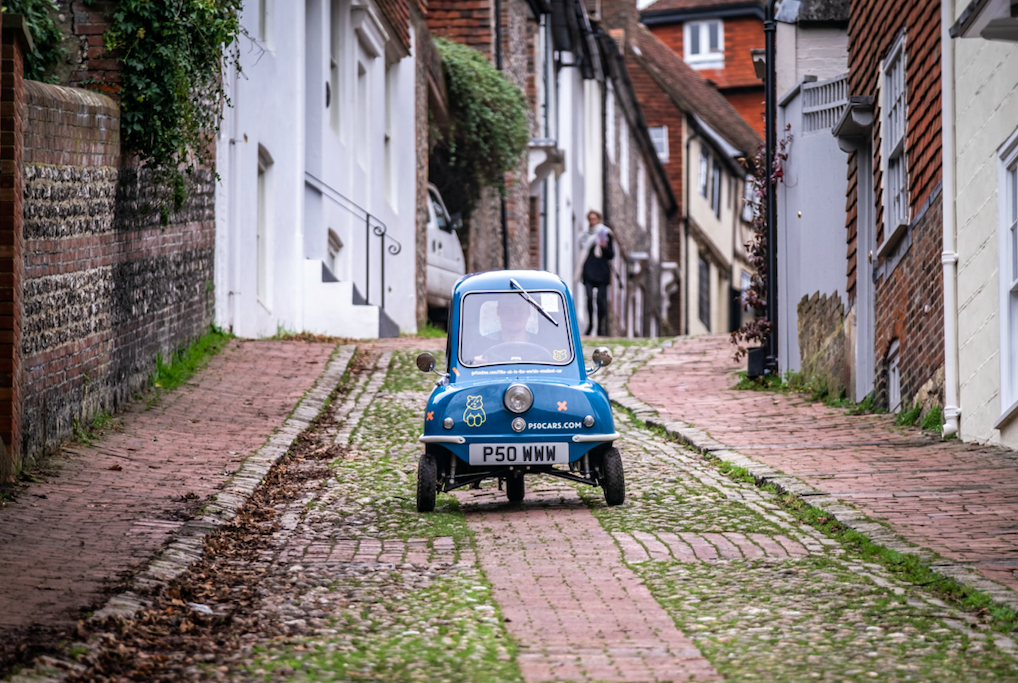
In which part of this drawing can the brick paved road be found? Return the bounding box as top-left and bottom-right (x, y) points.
(458, 487), (719, 683)
(628, 335), (1018, 592)
(0, 339), (334, 637)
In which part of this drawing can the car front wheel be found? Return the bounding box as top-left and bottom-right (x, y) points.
(602, 447), (625, 506)
(417, 453), (437, 512)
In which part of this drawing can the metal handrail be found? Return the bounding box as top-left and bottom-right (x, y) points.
(304, 172), (402, 308)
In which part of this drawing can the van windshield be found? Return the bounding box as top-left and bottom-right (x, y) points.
(459, 291), (573, 367)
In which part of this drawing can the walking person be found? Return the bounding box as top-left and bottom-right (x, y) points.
(576, 210), (614, 336)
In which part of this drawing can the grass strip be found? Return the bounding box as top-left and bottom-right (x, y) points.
(151, 324), (234, 392)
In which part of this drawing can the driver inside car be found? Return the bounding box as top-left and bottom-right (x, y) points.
(472, 296), (551, 364)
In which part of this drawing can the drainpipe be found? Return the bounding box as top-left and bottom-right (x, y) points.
(685, 125), (700, 336)
(941, 0), (960, 437)
(763, 0), (779, 372)
(496, 0), (510, 269)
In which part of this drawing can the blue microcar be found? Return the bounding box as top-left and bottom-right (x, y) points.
(415, 270), (625, 511)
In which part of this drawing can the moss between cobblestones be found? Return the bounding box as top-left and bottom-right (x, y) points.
(244, 348), (523, 682)
(576, 415), (1018, 679)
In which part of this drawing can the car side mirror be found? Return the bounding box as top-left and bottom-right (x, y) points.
(592, 347), (613, 367)
(416, 352), (436, 373)
(450, 212), (463, 231)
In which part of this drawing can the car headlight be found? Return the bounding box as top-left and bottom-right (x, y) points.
(503, 384), (533, 414)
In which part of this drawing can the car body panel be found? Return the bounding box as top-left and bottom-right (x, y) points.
(420, 270), (616, 465)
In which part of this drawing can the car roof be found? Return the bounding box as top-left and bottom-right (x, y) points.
(453, 270), (569, 297)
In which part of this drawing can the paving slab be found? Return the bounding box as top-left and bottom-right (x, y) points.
(628, 334), (1018, 595)
(0, 339), (336, 637)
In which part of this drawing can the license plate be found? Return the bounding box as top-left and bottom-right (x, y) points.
(468, 442), (570, 466)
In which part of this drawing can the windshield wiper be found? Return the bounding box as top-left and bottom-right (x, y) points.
(509, 278), (559, 327)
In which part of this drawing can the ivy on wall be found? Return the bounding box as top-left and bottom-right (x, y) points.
(2, 0), (66, 82)
(104, 0), (242, 185)
(430, 37), (529, 220)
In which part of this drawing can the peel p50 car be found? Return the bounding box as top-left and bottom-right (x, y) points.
(415, 270), (625, 511)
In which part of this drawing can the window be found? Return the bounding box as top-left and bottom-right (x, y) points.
(459, 291), (573, 367)
(740, 270), (752, 305)
(699, 149), (709, 198)
(328, 229), (343, 276)
(637, 159), (646, 228)
(258, 0), (272, 44)
(384, 66), (395, 206)
(1000, 128), (1018, 412)
(698, 254), (710, 329)
(884, 34), (908, 231)
(606, 82), (616, 163)
(649, 126), (668, 163)
(620, 113), (630, 194)
(257, 146), (274, 307)
(742, 178), (757, 223)
(711, 161), (722, 217)
(357, 62), (368, 169)
(330, 0), (341, 134)
(887, 340), (902, 413)
(684, 20), (723, 68)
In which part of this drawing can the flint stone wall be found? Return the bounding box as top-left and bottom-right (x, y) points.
(20, 81), (214, 462)
(797, 291), (850, 400)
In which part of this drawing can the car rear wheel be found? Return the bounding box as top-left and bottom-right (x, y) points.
(602, 447), (625, 506)
(506, 473), (525, 502)
(417, 453), (437, 512)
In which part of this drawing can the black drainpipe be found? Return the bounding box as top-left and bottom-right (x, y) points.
(496, 0), (510, 270)
(685, 124), (700, 337)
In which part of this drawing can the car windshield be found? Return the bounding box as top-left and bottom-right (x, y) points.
(459, 291), (573, 367)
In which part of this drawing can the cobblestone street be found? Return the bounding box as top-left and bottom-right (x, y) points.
(3, 339), (1018, 682)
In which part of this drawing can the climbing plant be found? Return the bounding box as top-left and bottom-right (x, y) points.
(103, 0), (243, 186)
(430, 37), (529, 219)
(730, 126), (793, 361)
(2, 0), (66, 82)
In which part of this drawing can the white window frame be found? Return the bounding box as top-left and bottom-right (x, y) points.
(998, 127), (1018, 422)
(684, 19), (724, 69)
(620, 113), (630, 194)
(711, 161), (722, 217)
(649, 126), (669, 163)
(882, 33), (908, 243)
(699, 148), (709, 198)
(637, 158), (646, 227)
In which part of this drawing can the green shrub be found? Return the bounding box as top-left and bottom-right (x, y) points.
(430, 38), (530, 220)
(895, 403), (922, 427)
(3, 0), (67, 82)
(103, 0), (243, 194)
(920, 405), (944, 432)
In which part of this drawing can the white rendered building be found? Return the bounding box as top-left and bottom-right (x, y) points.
(216, 0), (420, 338)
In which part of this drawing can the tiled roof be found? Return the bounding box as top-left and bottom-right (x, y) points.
(642, 0), (762, 13)
(376, 0), (413, 51)
(630, 22), (761, 154)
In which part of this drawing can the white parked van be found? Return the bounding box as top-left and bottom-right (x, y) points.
(426, 184), (465, 323)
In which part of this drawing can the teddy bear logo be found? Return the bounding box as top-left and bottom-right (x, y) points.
(463, 395), (486, 427)
(552, 349), (568, 362)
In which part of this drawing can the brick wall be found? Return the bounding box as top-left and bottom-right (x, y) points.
(845, 0), (943, 409)
(427, 0), (494, 57)
(647, 15), (764, 135)
(19, 81), (215, 463)
(0, 21), (28, 478)
(872, 193), (944, 410)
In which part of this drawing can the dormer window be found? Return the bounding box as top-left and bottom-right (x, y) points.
(685, 19), (724, 69)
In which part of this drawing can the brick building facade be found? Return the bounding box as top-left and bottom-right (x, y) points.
(640, 0), (765, 138)
(841, 0), (944, 412)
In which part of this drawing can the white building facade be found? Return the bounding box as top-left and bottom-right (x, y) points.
(216, 0), (420, 338)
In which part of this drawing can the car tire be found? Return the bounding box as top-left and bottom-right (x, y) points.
(506, 473), (525, 502)
(602, 447), (625, 506)
(417, 453), (437, 512)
